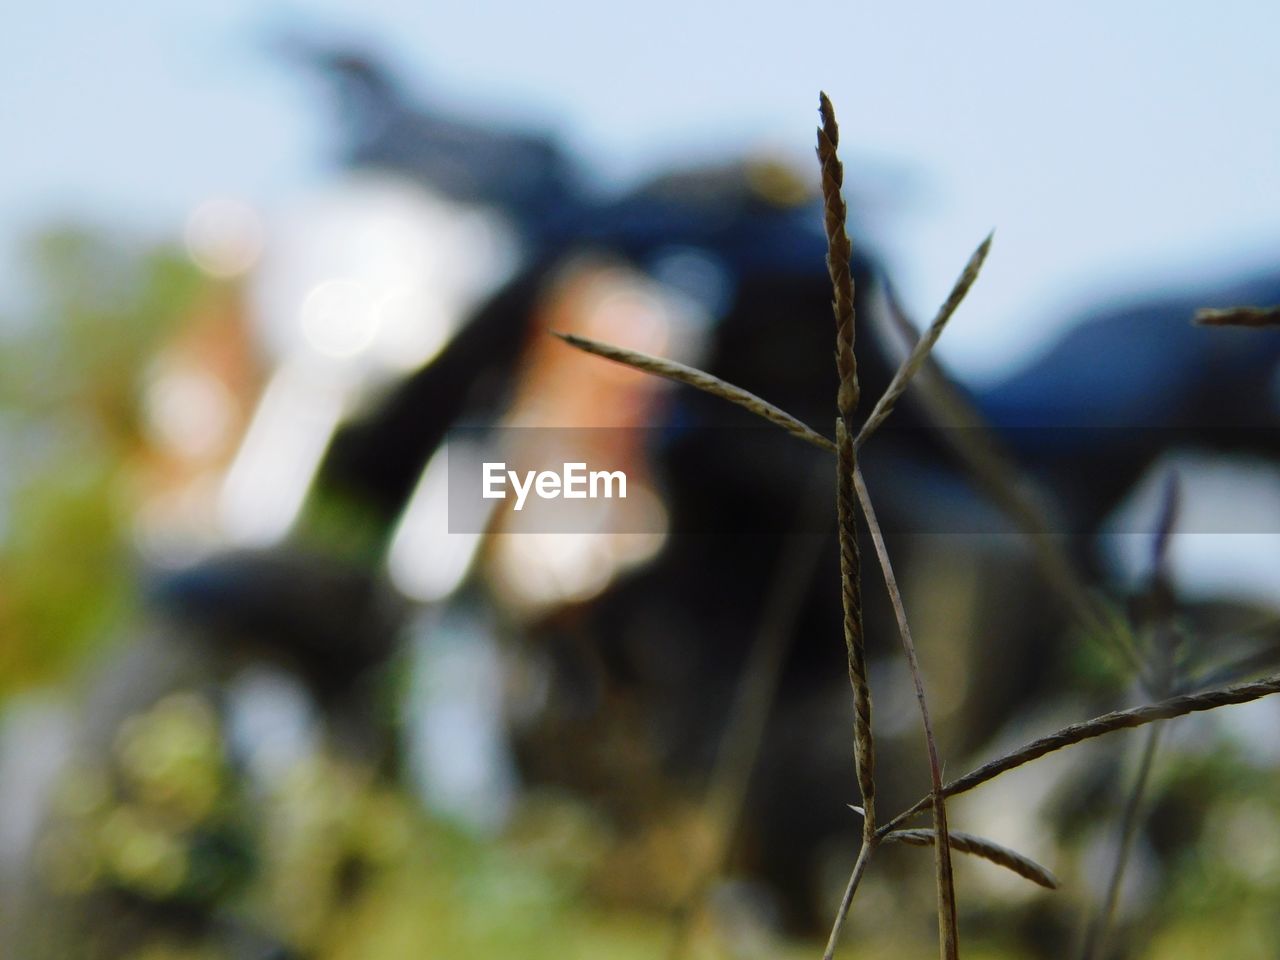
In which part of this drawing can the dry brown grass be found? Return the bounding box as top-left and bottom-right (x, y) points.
(554, 92), (1280, 959)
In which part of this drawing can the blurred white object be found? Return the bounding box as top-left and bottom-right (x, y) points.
(387, 443), (489, 603)
(0, 695), (73, 885)
(1104, 450), (1280, 607)
(224, 666), (320, 787)
(406, 606), (518, 831)
(220, 174), (519, 547)
(184, 197), (265, 279)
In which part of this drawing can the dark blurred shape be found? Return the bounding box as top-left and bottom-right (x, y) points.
(287, 37), (848, 526)
(279, 39), (1280, 931)
(147, 548), (405, 710)
(276, 33), (581, 240)
(977, 271), (1280, 536)
(276, 40), (913, 928)
(25, 36), (1278, 954)
(281, 32), (837, 278)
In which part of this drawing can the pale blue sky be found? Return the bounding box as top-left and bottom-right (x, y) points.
(3, 0), (1278, 380)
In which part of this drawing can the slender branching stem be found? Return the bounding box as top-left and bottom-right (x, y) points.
(1078, 722), (1164, 960)
(551, 92), (1280, 960)
(853, 233), (992, 452)
(877, 673), (1280, 833)
(853, 467), (958, 957)
(704, 489), (831, 858)
(547, 337), (1280, 799)
(837, 421), (876, 836)
(1078, 489), (1177, 959)
(666, 472), (833, 960)
(550, 332), (835, 453)
(822, 836), (878, 960)
(877, 288), (1144, 675)
(885, 829), (1058, 890)
(819, 92), (878, 848)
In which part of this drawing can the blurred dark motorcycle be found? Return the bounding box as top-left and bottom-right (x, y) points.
(286, 38), (1280, 926)
(14, 36), (1280, 956)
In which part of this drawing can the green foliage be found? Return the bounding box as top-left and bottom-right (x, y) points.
(0, 227), (207, 693)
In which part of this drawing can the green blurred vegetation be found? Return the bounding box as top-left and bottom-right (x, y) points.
(0, 228), (205, 693)
(35, 688), (780, 959)
(4, 223), (1280, 960)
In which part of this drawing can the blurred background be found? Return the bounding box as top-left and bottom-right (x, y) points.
(2, 2), (1280, 958)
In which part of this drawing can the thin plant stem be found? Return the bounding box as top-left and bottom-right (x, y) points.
(666, 469), (832, 960)
(1078, 721), (1164, 960)
(822, 836), (878, 960)
(549, 92), (1280, 960)
(566, 252), (1135, 683)
(551, 332), (835, 453)
(884, 829), (1058, 890)
(545, 335), (1280, 811)
(705, 496), (831, 857)
(876, 672), (1280, 833)
(837, 421), (876, 836)
(819, 91), (877, 845)
(877, 287), (1144, 676)
(853, 233), (992, 452)
(1078, 484), (1177, 960)
(853, 467), (958, 957)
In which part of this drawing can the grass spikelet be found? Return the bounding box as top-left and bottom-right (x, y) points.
(853, 232), (992, 451)
(818, 91), (859, 418)
(885, 829), (1059, 890)
(551, 331), (835, 452)
(836, 418), (876, 835)
(882, 672), (1280, 831)
(555, 92), (1280, 960)
(1194, 305), (1280, 327)
(877, 287), (1143, 671)
(821, 90), (957, 960)
(852, 468), (958, 958)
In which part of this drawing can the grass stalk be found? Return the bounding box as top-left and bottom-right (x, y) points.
(884, 829), (1058, 890)
(553, 90), (1280, 960)
(550, 332), (835, 453)
(853, 233), (992, 452)
(1077, 721), (1164, 960)
(819, 91), (878, 846)
(876, 287), (1144, 674)
(878, 672), (1280, 832)
(853, 467), (958, 957)
(822, 836), (878, 960)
